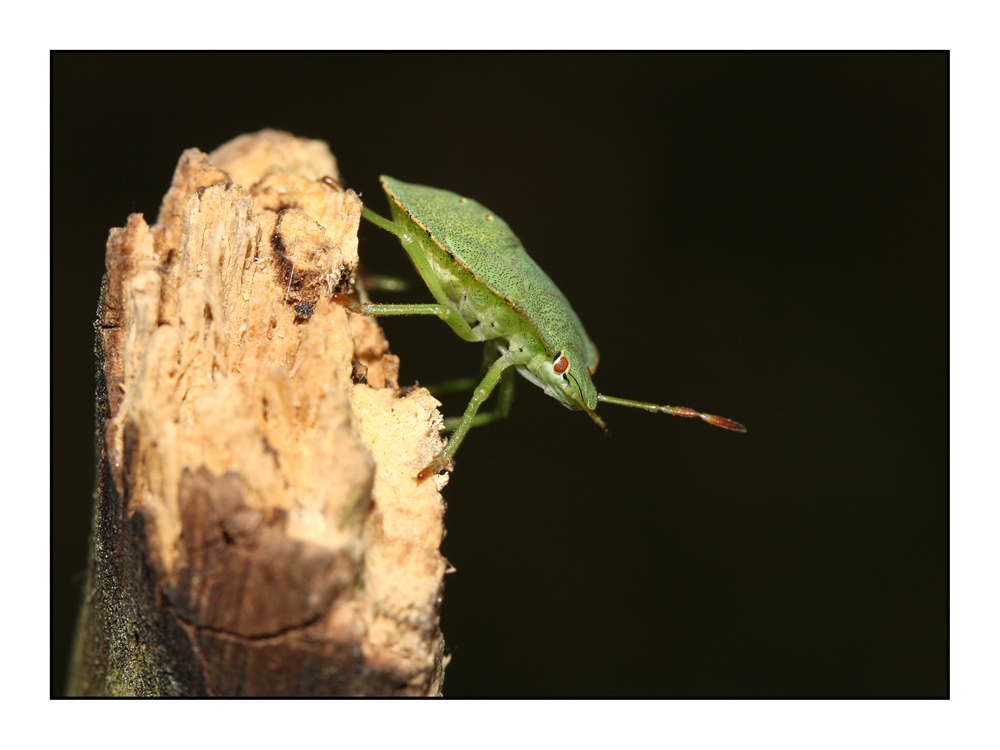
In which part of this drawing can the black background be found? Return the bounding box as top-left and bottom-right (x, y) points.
(52, 52), (947, 697)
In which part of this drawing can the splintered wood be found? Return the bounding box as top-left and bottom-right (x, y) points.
(79, 130), (449, 696)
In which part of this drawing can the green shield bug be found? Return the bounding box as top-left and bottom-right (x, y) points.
(324, 175), (745, 481)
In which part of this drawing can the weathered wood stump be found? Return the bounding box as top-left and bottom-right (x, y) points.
(68, 130), (450, 696)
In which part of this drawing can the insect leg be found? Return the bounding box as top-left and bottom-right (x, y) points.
(427, 377), (480, 396)
(436, 341), (514, 429)
(360, 207), (466, 327)
(332, 294), (481, 342)
(429, 342), (514, 429)
(361, 206), (409, 240)
(360, 274), (411, 293)
(418, 350), (527, 481)
(442, 367), (515, 431)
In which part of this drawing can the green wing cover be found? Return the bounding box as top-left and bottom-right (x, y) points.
(381, 176), (599, 370)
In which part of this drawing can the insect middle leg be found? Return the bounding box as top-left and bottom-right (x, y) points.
(359, 273), (412, 293)
(332, 294), (481, 342)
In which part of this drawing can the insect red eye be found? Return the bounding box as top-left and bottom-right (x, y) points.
(553, 355), (569, 373)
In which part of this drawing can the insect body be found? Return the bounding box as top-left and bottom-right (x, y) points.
(328, 175), (745, 480)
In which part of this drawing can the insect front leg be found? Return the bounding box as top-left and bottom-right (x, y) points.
(418, 348), (529, 481)
(431, 342), (515, 431)
(442, 366), (515, 432)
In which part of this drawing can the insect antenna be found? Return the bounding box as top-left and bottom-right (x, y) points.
(596, 394), (746, 432)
